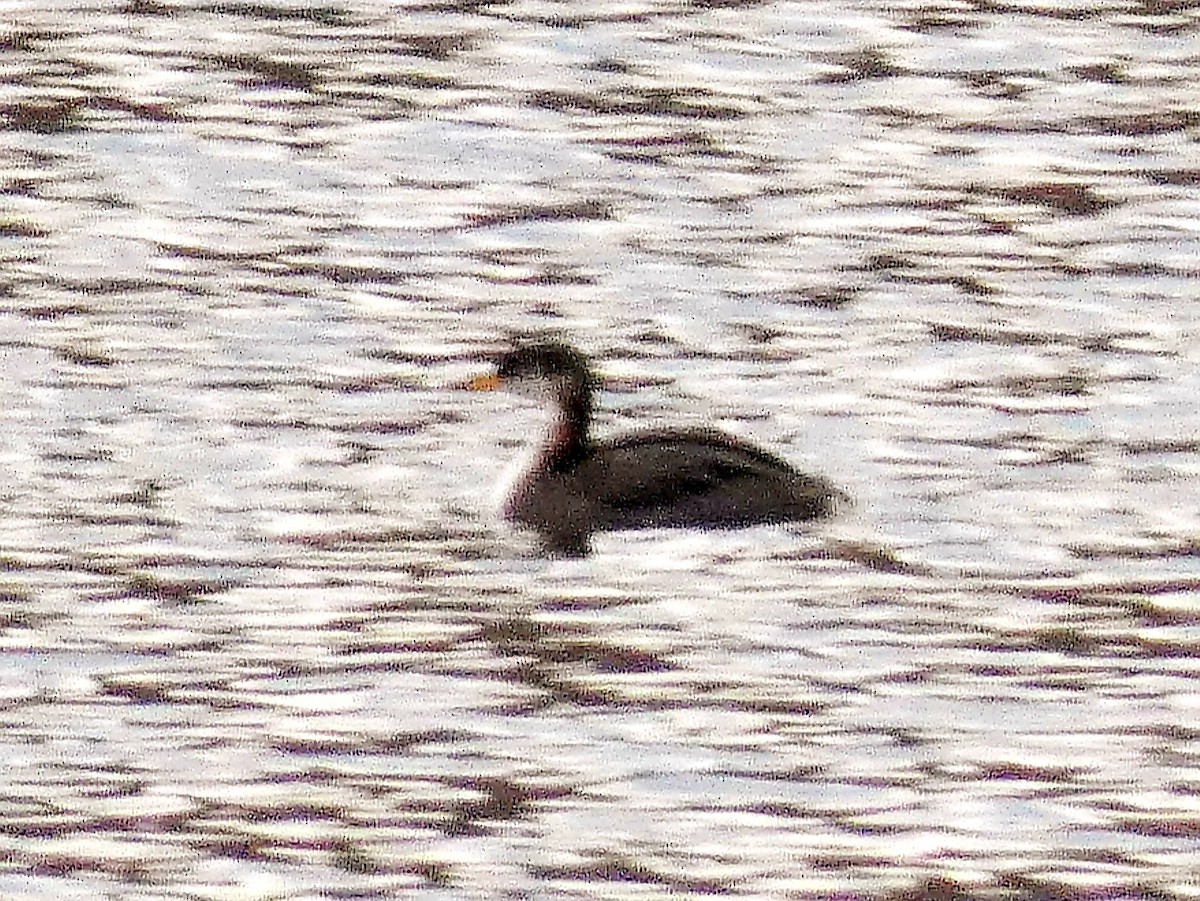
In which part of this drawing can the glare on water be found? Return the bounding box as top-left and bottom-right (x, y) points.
(1, 1), (1199, 897)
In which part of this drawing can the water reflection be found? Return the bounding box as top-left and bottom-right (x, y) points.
(1, 0), (1199, 897)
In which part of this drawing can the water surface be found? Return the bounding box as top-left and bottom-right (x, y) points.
(1, 0), (1199, 897)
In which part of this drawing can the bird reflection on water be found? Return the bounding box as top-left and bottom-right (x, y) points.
(468, 341), (845, 556)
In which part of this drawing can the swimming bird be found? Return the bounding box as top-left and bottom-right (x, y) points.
(467, 341), (843, 555)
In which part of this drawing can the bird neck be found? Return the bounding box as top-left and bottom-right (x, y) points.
(544, 384), (592, 472)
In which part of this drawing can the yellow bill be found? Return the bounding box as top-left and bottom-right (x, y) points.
(465, 373), (502, 391)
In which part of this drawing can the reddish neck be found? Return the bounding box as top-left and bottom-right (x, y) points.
(542, 386), (591, 472)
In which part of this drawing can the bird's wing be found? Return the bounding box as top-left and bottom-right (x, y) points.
(582, 430), (777, 514)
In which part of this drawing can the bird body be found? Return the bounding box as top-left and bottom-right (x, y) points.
(469, 341), (842, 555)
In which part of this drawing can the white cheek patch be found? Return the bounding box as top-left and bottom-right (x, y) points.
(492, 405), (562, 516)
(506, 374), (559, 403)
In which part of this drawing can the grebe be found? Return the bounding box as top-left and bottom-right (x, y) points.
(468, 341), (843, 555)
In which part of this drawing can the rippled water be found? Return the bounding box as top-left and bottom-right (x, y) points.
(2, 1), (1200, 897)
